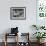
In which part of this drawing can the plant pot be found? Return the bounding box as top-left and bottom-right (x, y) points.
(40, 39), (45, 43)
(37, 39), (40, 43)
(37, 39), (45, 44)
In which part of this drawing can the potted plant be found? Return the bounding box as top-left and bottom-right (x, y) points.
(33, 32), (46, 43)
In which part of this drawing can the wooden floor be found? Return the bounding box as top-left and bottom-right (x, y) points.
(0, 42), (46, 46)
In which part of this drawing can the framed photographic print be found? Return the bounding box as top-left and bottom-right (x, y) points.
(10, 7), (26, 20)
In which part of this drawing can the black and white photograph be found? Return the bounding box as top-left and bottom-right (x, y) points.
(10, 7), (26, 20)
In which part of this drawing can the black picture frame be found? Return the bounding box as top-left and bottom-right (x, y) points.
(10, 7), (26, 20)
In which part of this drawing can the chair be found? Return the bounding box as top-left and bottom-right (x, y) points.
(4, 27), (19, 46)
(4, 33), (18, 46)
(18, 33), (30, 46)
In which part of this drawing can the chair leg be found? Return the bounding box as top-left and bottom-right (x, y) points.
(4, 41), (7, 46)
(4, 33), (7, 46)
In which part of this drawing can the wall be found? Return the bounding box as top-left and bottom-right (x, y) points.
(0, 0), (36, 42)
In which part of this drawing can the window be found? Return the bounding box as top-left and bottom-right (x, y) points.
(37, 0), (46, 18)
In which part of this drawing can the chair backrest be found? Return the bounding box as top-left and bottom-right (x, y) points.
(18, 33), (29, 42)
(11, 27), (18, 34)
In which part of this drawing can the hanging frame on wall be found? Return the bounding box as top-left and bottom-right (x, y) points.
(10, 7), (26, 20)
